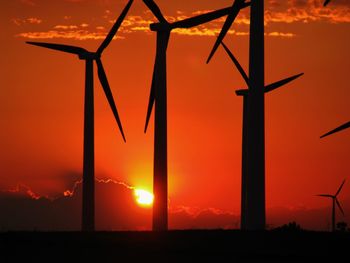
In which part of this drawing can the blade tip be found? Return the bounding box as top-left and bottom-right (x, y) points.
(121, 131), (126, 143)
(320, 133), (327, 139)
(206, 54), (213, 64)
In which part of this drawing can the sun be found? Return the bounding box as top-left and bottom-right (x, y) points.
(134, 189), (154, 206)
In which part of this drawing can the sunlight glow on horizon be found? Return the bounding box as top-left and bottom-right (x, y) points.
(134, 189), (154, 206)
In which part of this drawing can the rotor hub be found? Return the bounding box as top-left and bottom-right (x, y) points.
(236, 89), (249, 96)
(150, 22), (171, 32)
(79, 51), (100, 60)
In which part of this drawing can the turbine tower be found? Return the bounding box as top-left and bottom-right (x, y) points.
(26, 0), (133, 232)
(220, 42), (303, 230)
(320, 121), (350, 138)
(207, 0), (303, 230)
(317, 180), (346, 232)
(142, 0), (250, 231)
(207, 0), (265, 230)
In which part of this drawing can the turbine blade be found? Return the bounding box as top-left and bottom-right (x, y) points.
(221, 41), (249, 87)
(206, 0), (248, 64)
(320, 121), (350, 139)
(264, 73), (304, 93)
(335, 179), (346, 197)
(96, 59), (126, 142)
(316, 194), (333, 198)
(97, 0), (133, 55)
(324, 0), (331, 6)
(26, 42), (86, 55)
(143, 0), (167, 23)
(171, 5), (244, 29)
(336, 198), (345, 216)
(144, 63), (157, 133)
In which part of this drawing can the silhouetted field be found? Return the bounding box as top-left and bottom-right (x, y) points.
(1, 230), (349, 262)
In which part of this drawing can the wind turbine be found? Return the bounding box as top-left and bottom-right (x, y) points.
(220, 42), (303, 230)
(207, 1), (303, 230)
(142, 0), (250, 231)
(26, 0), (133, 231)
(317, 180), (346, 232)
(320, 121), (350, 138)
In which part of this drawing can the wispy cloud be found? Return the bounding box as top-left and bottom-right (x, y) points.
(267, 32), (297, 38)
(17, 22), (124, 40)
(17, 30), (125, 40)
(14, 0), (350, 41)
(2, 178), (347, 231)
(0, 178), (240, 230)
(266, 0), (350, 24)
(54, 25), (78, 29)
(27, 17), (42, 24)
(12, 17), (42, 26)
(6, 183), (42, 200)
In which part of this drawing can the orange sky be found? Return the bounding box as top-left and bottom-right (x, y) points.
(1, 0), (350, 230)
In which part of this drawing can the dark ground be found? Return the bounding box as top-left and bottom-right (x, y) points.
(1, 230), (349, 262)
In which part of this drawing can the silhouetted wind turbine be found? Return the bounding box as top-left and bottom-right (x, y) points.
(26, 0), (133, 232)
(208, 1), (303, 230)
(317, 180), (346, 232)
(142, 0), (250, 231)
(221, 42), (303, 230)
(320, 121), (350, 138)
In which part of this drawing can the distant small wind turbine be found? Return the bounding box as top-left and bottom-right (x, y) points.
(220, 42), (303, 230)
(26, 0), (133, 232)
(317, 180), (346, 232)
(324, 0), (331, 6)
(320, 121), (350, 138)
(142, 0), (250, 231)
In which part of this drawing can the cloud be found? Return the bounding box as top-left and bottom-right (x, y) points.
(1, 176), (349, 231)
(118, 13), (250, 37)
(12, 17), (42, 26)
(54, 25), (78, 29)
(27, 18), (42, 24)
(6, 184), (42, 200)
(15, 8), (297, 41)
(266, 0), (350, 24)
(17, 30), (125, 40)
(266, 32), (297, 38)
(0, 179), (144, 231)
(10, 1), (350, 42)
(0, 178), (241, 231)
(172, 28), (234, 37)
(169, 206), (239, 229)
(16, 19), (126, 40)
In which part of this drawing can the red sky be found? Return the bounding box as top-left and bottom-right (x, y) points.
(0, 0), (350, 230)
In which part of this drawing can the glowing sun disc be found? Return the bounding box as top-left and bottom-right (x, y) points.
(134, 189), (154, 206)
